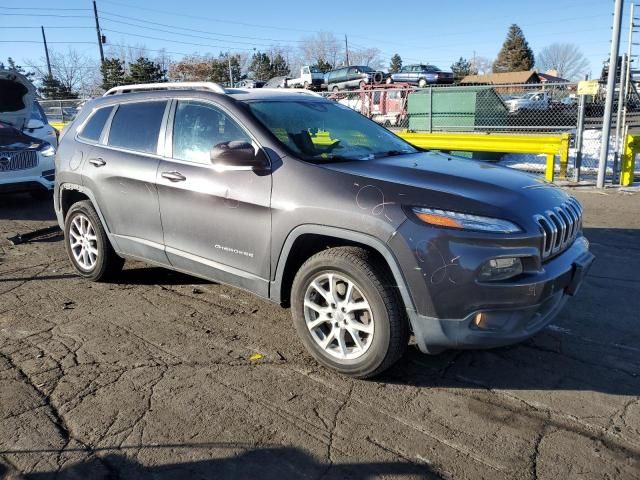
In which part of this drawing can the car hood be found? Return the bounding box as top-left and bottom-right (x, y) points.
(321, 151), (571, 224)
(0, 69), (36, 130)
(0, 121), (43, 151)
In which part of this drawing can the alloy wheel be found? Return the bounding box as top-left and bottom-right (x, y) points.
(69, 213), (99, 270)
(303, 272), (375, 360)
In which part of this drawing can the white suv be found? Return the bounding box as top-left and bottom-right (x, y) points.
(0, 69), (58, 197)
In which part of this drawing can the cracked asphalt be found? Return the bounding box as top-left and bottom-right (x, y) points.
(0, 188), (639, 479)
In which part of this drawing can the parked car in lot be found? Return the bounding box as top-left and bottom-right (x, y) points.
(55, 81), (593, 378)
(504, 91), (551, 113)
(0, 69), (58, 196)
(286, 65), (325, 90)
(1, 69), (58, 146)
(387, 64), (454, 87)
(236, 79), (266, 89)
(325, 65), (385, 91)
(264, 76), (289, 88)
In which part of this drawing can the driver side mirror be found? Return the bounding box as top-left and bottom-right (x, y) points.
(27, 119), (46, 130)
(210, 141), (269, 171)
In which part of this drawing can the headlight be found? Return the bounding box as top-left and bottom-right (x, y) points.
(412, 208), (521, 233)
(478, 257), (523, 281)
(38, 143), (56, 157)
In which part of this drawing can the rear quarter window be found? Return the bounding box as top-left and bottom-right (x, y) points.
(107, 101), (167, 154)
(78, 106), (113, 143)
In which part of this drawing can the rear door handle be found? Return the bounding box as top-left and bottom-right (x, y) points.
(161, 171), (187, 182)
(89, 158), (106, 167)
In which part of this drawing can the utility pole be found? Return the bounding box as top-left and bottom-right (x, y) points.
(41, 26), (52, 78)
(93, 0), (105, 63)
(344, 35), (349, 66)
(597, 0), (624, 188)
(227, 53), (233, 88)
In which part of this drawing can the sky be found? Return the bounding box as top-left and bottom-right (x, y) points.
(0, 0), (633, 79)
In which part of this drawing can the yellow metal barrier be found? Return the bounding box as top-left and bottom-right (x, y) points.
(49, 121), (66, 131)
(397, 132), (570, 182)
(620, 133), (638, 187)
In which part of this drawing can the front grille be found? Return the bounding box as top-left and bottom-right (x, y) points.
(0, 150), (39, 172)
(534, 197), (583, 260)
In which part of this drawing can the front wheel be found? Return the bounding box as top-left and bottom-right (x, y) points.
(386, 77), (393, 85)
(64, 200), (124, 281)
(291, 247), (409, 378)
(418, 78), (428, 88)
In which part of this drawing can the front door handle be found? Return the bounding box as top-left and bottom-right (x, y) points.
(88, 158), (106, 167)
(161, 171), (187, 182)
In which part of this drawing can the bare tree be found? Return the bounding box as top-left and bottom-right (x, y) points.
(348, 47), (383, 69)
(299, 32), (342, 69)
(470, 55), (492, 75)
(27, 48), (98, 97)
(536, 43), (590, 81)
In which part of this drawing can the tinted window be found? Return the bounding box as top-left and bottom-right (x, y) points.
(172, 100), (250, 164)
(78, 106), (113, 143)
(108, 101), (166, 153)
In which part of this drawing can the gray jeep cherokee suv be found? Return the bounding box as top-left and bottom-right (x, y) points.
(54, 82), (594, 378)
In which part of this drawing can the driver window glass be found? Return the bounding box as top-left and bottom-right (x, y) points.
(172, 100), (250, 164)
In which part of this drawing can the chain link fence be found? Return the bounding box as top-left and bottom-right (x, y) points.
(320, 82), (640, 181)
(38, 99), (87, 125)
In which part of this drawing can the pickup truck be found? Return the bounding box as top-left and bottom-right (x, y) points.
(286, 66), (324, 90)
(504, 91), (551, 113)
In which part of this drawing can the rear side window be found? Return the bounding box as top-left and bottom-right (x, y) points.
(108, 101), (166, 153)
(78, 106), (113, 143)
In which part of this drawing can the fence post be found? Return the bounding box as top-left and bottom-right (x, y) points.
(620, 133), (637, 186)
(573, 95), (586, 182)
(428, 86), (433, 133)
(545, 154), (555, 182)
(559, 133), (570, 178)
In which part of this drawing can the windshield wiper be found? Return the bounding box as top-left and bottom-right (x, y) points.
(376, 150), (413, 158)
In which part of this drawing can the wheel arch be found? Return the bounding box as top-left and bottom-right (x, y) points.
(58, 184), (119, 252)
(271, 225), (416, 314)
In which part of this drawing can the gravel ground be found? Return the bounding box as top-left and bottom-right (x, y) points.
(0, 188), (639, 480)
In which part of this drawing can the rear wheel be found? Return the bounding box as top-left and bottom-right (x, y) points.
(386, 77), (393, 85)
(303, 81), (309, 89)
(64, 200), (124, 281)
(418, 78), (427, 88)
(291, 247), (409, 378)
(359, 80), (366, 89)
(332, 85), (339, 92)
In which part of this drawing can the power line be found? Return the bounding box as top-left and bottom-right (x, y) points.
(101, 28), (260, 52)
(99, 10), (305, 43)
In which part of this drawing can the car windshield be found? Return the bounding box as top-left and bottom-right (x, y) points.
(309, 67), (321, 73)
(247, 100), (418, 163)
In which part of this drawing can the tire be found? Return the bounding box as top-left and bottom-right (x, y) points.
(372, 72), (383, 85)
(303, 81), (309, 89)
(332, 85), (339, 92)
(291, 246), (409, 378)
(64, 200), (124, 282)
(418, 78), (427, 88)
(386, 77), (393, 85)
(359, 80), (366, 89)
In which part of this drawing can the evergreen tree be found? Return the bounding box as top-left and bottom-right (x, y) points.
(451, 57), (475, 82)
(38, 74), (78, 99)
(0, 57), (35, 81)
(100, 58), (126, 91)
(313, 58), (333, 73)
(493, 24), (534, 73)
(126, 57), (166, 84)
(210, 54), (241, 86)
(249, 52), (272, 81)
(389, 54), (402, 73)
(270, 53), (290, 77)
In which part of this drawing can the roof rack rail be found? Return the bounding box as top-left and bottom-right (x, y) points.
(258, 88), (323, 97)
(103, 82), (226, 96)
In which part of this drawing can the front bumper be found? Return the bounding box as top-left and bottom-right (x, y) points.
(407, 236), (594, 354)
